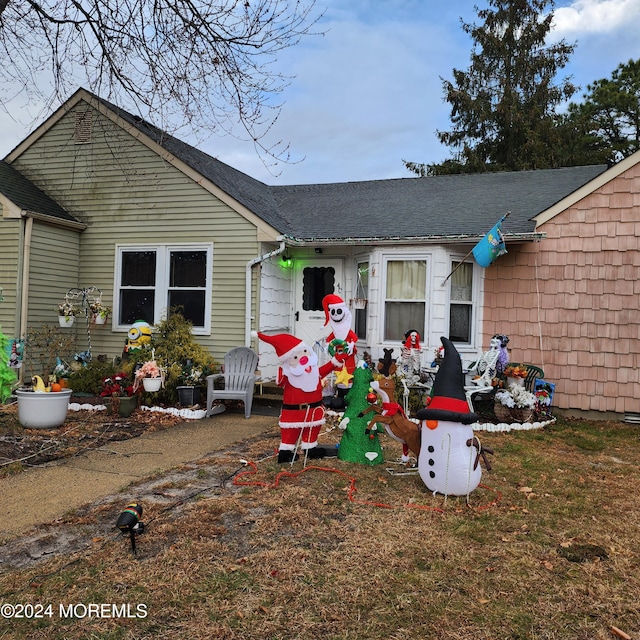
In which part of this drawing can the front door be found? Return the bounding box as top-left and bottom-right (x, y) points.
(293, 258), (344, 355)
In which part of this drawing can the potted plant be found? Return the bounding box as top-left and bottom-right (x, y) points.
(133, 359), (164, 393)
(100, 372), (138, 417)
(503, 364), (528, 387)
(15, 374), (74, 428)
(57, 300), (77, 327)
(494, 383), (537, 423)
(176, 359), (204, 406)
(89, 300), (111, 325)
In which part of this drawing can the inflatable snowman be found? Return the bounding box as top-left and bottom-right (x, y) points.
(415, 337), (483, 496)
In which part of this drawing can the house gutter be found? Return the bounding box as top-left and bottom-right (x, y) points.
(245, 238), (286, 347)
(280, 232), (545, 246)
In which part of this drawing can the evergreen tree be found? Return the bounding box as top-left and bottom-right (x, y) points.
(562, 59), (640, 164)
(337, 365), (384, 466)
(405, 0), (577, 176)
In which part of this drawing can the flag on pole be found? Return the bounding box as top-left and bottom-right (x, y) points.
(472, 214), (509, 267)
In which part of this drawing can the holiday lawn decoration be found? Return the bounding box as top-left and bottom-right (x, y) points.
(257, 332), (345, 463)
(322, 293), (358, 409)
(337, 363), (384, 466)
(416, 337), (493, 496)
(359, 376), (421, 463)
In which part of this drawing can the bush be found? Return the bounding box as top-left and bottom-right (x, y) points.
(68, 360), (118, 395)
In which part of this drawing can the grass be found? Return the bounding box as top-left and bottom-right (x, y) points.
(0, 416), (639, 639)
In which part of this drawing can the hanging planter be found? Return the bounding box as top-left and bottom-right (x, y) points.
(58, 316), (75, 328)
(352, 298), (368, 310)
(143, 377), (162, 392)
(351, 266), (368, 310)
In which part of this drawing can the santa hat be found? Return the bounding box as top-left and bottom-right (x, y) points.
(257, 332), (304, 361)
(322, 293), (346, 325)
(416, 337), (478, 424)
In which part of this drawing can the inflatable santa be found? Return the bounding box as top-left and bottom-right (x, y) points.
(416, 337), (487, 496)
(322, 294), (358, 409)
(258, 332), (345, 463)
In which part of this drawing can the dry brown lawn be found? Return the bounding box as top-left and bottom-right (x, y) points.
(0, 416), (639, 640)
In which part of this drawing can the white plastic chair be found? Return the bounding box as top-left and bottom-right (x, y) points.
(205, 347), (259, 419)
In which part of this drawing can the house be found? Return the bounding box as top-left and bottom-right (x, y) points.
(1, 88), (638, 419)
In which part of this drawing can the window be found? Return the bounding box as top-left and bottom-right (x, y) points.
(115, 244), (212, 333)
(448, 260), (474, 344)
(383, 258), (427, 341)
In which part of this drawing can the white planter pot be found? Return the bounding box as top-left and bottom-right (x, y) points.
(15, 389), (73, 429)
(143, 377), (162, 392)
(93, 314), (107, 325)
(58, 316), (74, 328)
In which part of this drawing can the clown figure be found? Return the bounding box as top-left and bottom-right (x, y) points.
(416, 337), (491, 496)
(322, 294), (358, 409)
(258, 332), (345, 463)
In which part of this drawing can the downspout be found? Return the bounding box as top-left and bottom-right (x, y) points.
(18, 216), (34, 384)
(245, 238), (286, 346)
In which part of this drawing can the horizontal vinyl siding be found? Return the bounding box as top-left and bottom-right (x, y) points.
(28, 222), (81, 325)
(13, 102), (260, 365)
(0, 215), (21, 336)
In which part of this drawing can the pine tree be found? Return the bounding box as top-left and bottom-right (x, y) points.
(405, 0), (577, 175)
(337, 365), (384, 466)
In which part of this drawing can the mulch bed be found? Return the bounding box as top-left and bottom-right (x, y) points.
(0, 395), (188, 474)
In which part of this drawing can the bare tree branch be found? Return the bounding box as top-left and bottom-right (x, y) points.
(0, 0), (323, 166)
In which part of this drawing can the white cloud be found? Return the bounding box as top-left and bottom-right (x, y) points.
(553, 0), (640, 34)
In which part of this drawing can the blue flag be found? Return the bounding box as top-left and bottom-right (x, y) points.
(472, 217), (508, 267)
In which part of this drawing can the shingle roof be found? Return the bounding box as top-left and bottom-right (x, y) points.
(0, 160), (79, 223)
(94, 91), (608, 243)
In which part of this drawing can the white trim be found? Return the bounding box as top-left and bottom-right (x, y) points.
(114, 242), (213, 334)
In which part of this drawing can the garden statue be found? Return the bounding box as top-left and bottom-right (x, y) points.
(469, 334), (509, 388)
(398, 329), (422, 381)
(123, 320), (153, 356)
(258, 332), (346, 463)
(416, 337), (492, 496)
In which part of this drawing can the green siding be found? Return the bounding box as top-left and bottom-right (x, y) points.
(0, 213), (21, 336)
(12, 101), (261, 365)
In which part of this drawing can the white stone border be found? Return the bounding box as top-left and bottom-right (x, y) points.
(68, 402), (206, 420)
(472, 417), (556, 432)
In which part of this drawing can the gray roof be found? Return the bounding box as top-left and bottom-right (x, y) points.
(0, 160), (79, 223)
(102, 91), (606, 243)
(3, 89), (610, 243)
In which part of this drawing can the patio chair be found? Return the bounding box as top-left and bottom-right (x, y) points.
(205, 347), (259, 419)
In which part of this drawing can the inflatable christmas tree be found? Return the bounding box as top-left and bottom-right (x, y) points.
(337, 364), (384, 465)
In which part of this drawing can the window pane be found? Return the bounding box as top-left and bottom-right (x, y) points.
(122, 251), (156, 286)
(168, 291), (206, 326)
(170, 251), (207, 287)
(449, 303), (471, 343)
(450, 262), (472, 302)
(119, 290), (155, 325)
(386, 260), (426, 300)
(384, 302), (425, 341)
(302, 267), (335, 311)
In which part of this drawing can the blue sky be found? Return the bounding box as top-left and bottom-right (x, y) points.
(1, 0), (639, 185)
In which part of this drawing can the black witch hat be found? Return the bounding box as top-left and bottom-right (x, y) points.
(416, 337), (478, 424)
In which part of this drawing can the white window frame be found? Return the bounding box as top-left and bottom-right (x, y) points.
(446, 256), (479, 349)
(114, 243), (213, 335)
(380, 253), (429, 344)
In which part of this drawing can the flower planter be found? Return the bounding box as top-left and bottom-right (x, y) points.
(177, 385), (201, 406)
(494, 402), (533, 424)
(58, 316), (74, 328)
(352, 298), (368, 310)
(15, 389), (73, 429)
(92, 314), (107, 325)
(142, 377), (162, 392)
(109, 395), (138, 417)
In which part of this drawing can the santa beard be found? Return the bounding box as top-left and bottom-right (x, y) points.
(283, 349), (320, 393)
